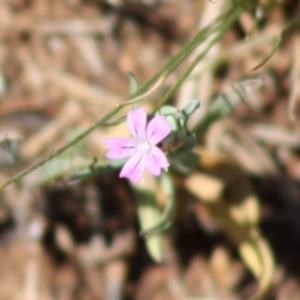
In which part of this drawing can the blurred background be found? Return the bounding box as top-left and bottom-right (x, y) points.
(0, 0), (300, 299)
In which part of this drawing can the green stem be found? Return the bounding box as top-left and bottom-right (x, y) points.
(0, 105), (123, 190)
(117, 7), (234, 108)
(159, 7), (241, 106)
(251, 14), (300, 71)
(159, 7), (234, 76)
(127, 6), (233, 98)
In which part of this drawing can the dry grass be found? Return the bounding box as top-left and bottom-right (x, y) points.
(0, 1), (300, 299)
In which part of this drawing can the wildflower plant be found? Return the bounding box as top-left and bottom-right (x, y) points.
(104, 99), (200, 184)
(104, 107), (173, 184)
(1, 3), (299, 296)
(0, 2), (264, 191)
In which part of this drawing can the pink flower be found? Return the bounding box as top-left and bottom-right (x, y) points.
(104, 107), (173, 184)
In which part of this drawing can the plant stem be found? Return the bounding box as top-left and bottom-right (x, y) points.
(159, 7), (241, 106)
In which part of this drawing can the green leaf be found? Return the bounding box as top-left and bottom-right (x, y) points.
(127, 71), (139, 95)
(141, 172), (176, 236)
(133, 173), (164, 262)
(182, 99), (200, 116)
(156, 105), (179, 116)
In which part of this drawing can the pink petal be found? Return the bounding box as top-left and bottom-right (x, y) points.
(104, 137), (137, 159)
(119, 151), (146, 184)
(146, 146), (170, 176)
(104, 137), (136, 149)
(127, 108), (147, 139)
(146, 115), (173, 146)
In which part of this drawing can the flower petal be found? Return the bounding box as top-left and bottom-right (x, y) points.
(119, 151), (146, 184)
(127, 108), (147, 139)
(146, 115), (173, 146)
(104, 137), (136, 149)
(146, 146), (170, 176)
(104, 137), (137, 159)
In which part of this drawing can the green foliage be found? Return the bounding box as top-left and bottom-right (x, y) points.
(231, 0), (259, 11)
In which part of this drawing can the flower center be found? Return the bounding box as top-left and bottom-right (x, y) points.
(138, 140), (152, 152)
